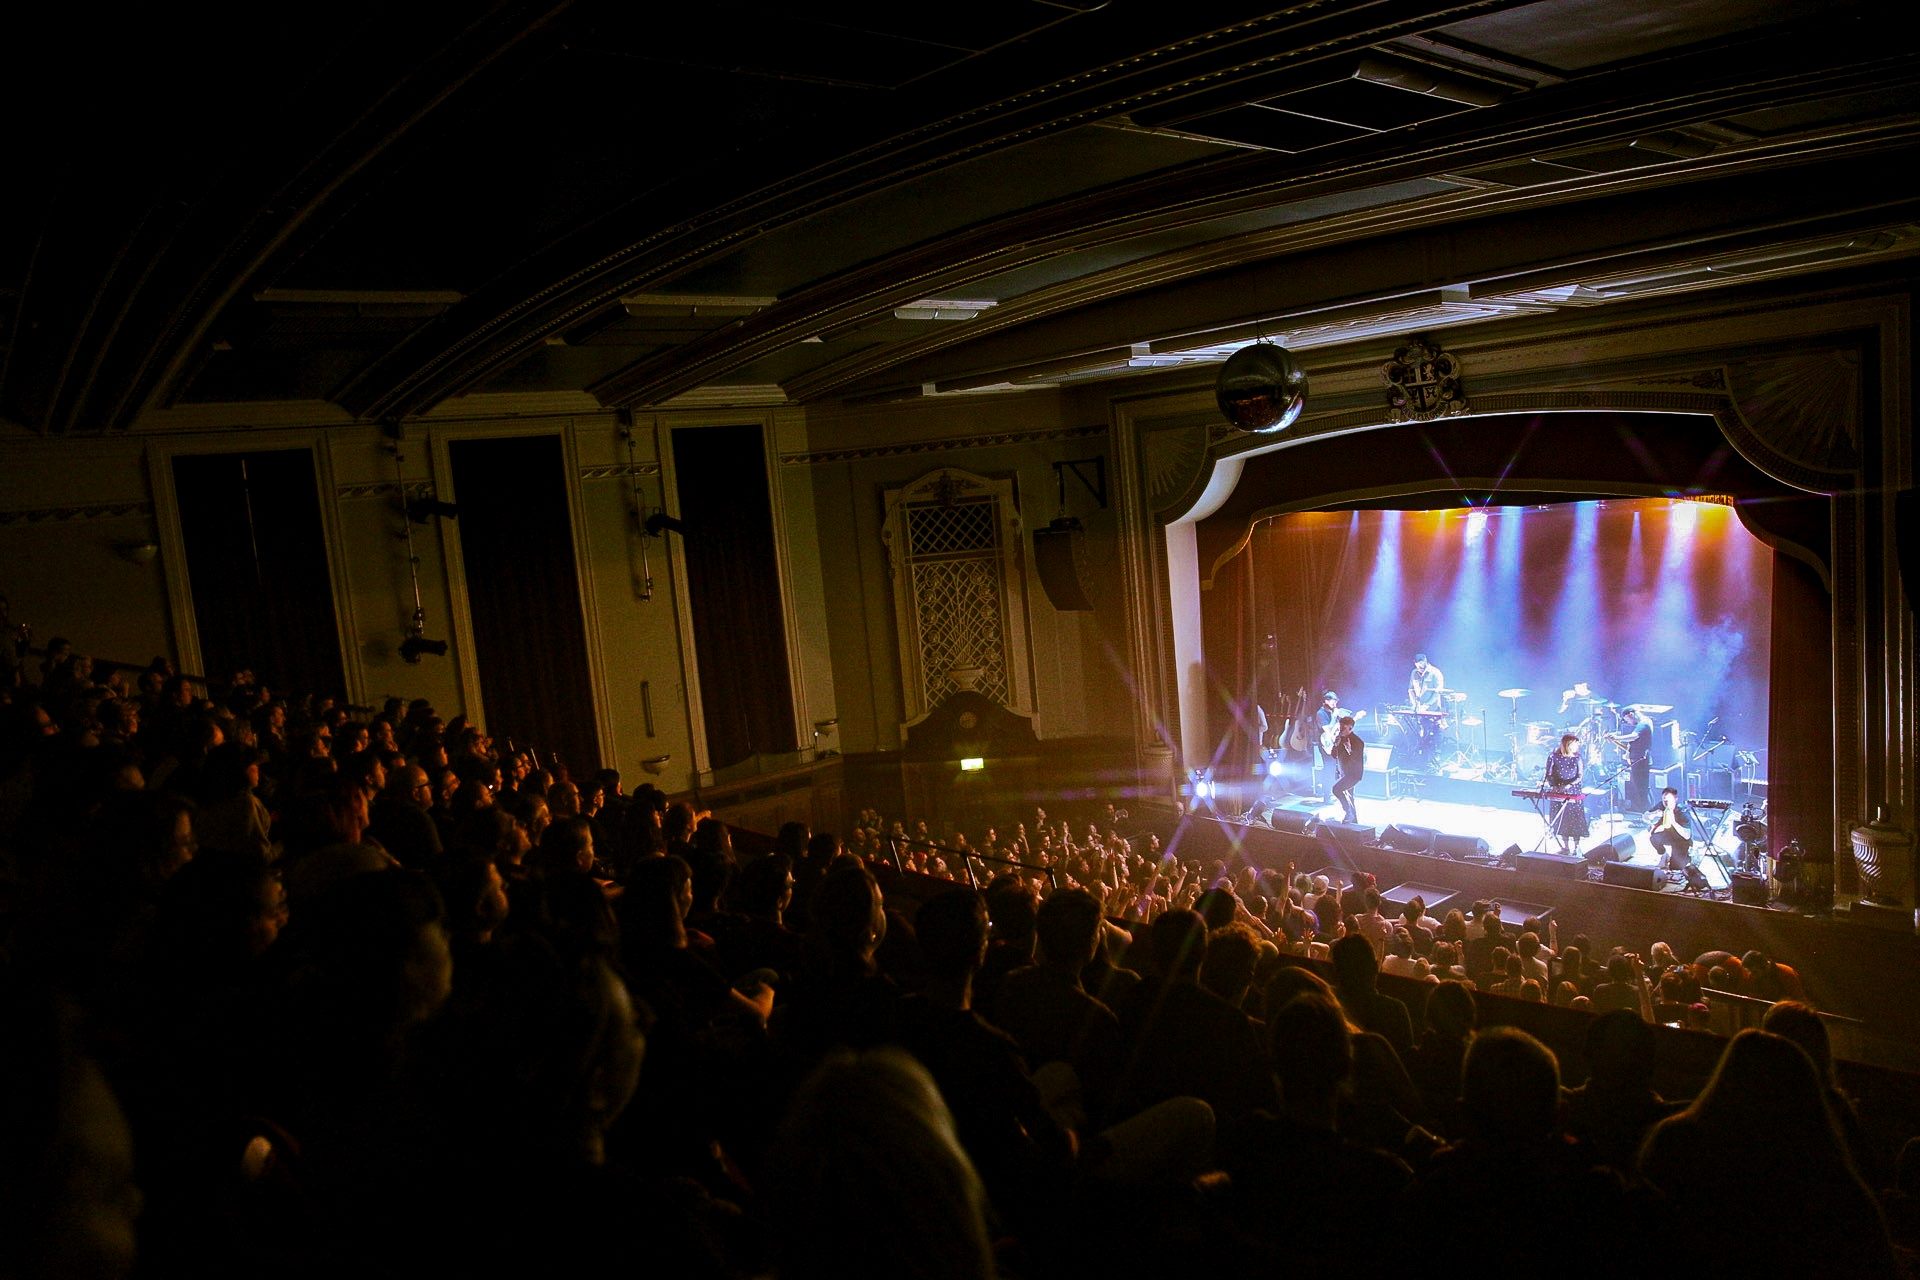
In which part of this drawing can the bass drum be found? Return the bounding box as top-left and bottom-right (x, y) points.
(1513, 741), (1550, 778)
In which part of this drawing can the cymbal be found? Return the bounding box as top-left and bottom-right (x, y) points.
(1627, 703), (1673, 714)
(1497, 688), (1530, 698)
(1443, 690), (1468, 702)
(1460, 716), (1483, 727)
(1525, 720), (1555, 730)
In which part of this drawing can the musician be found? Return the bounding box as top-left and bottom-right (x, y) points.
(1543, 731), (1589, 853)
(1329, 715), (1364, 825)
(1406, 653), (1445, 761)
(1647, 787), (1692, 870)
(1607, 707), (1653, 811)
(1313, 691), (1343, 798)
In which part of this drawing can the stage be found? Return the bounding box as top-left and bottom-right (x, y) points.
(1148, 806), (1920, 1071)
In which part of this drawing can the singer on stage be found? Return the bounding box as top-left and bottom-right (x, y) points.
(1329, 715), (1364, 824)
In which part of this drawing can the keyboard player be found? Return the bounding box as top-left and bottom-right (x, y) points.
(1406, 652), (1445, 763)
(1542, 731), (1589, 853)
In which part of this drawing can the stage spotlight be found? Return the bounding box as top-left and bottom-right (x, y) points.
(959, 757), (985, 772)
(1187, 768), (1216, 809)
(405, 496), (461, 523)
(644, 511), (691, 537)
(399, 634), (448, 663)
(1263, 747), (1284, 779)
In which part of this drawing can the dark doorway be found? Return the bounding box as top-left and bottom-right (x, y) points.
(671, 424), (797, 769)
(171, 449), (347, 695)
(447, 434), (601, 777)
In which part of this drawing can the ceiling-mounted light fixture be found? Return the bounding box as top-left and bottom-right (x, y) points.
(405, 495), (460, 523)
(399, 631), (449, 663)
(1215, 340), (1308, 434)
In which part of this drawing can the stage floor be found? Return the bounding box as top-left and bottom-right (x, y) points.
(1265, 791), (1671, 871)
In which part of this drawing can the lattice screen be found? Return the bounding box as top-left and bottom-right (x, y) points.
(905, 499), (1009, 707)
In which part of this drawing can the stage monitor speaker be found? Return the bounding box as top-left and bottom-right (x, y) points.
(1497, 842), (1524, 868)
(1601, 862), (1659, 890)
(1516, 852), (1587, 880)
(1731, 873), (1770, 906)
(1032, 517), (1094, 611)
(1381, 823), (1438, 854)
(1584, 834), (1637, 864)
(1434, 832), (1491, 860)
(1269, 810), (1318, 837)
(1318, 821), (1378, 855)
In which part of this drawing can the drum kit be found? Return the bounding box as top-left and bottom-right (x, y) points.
(1487, 683), (1673, 803)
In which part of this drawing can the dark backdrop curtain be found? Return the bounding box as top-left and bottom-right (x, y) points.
(172, 449), (346, 695)
(448, 435), (600, 777)
(1768, 550), (1833, 864)
(671, 425), (797, 770)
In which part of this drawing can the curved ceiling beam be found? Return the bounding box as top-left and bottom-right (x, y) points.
(588, 39), (1918, 406)
(336, 0), (1547, 420)
(789, 117), (1920, 401)
(14, 2), (573, 432)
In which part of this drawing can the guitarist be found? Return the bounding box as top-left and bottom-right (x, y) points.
(1328, 715), (1365, 824)
(1315, 691), (1365, 799)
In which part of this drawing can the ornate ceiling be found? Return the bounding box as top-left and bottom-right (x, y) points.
(4, 0), (1916, 432)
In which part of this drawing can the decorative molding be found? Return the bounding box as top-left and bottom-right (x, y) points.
(1142, 423), (1210, 512)
(781, 423), (1105, 466)
(578, 462), (661, 480)
(659, 383), (790, 409)
(334, 481), (434, 500)
(1725, 349), (1863, 480)
(1382, 335), (1468, 422)
(0, 500), (153, 526)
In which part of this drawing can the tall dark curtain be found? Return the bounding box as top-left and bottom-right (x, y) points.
(1767, 550), (1833, 864)
(1199, 538), (1262, 781)
(448, 435), (600, 777)
(671, 424), (797, 770)
(172, 449), (346, 695)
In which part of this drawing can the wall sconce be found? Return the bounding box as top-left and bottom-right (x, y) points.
(117, 541), (160, 565)
(812, 718), (839, 757)
(640, 754), (671, 775)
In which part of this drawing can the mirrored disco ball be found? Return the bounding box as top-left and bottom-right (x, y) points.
(1215, 341), (1307, 433)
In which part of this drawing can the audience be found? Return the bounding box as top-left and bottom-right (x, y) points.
(0, 638), (1909, 1277)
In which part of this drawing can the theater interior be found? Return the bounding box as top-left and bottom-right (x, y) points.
(4, 0), (1919, 1227)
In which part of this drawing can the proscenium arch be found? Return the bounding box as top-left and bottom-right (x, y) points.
(1186, 407), (1833, 592)
(1156, 403), (1837, 881)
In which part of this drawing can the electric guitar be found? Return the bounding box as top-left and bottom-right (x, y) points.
(1319, 707), (1366, 755)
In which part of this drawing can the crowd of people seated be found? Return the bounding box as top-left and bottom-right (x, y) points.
(852, 804), (1809, 1028)
(2, 637), (1915, 1277)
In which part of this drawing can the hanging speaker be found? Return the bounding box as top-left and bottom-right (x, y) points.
(1032, 517), (1094, 611)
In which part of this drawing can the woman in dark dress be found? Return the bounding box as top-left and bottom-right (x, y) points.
(1543, 732), (1589, 853)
